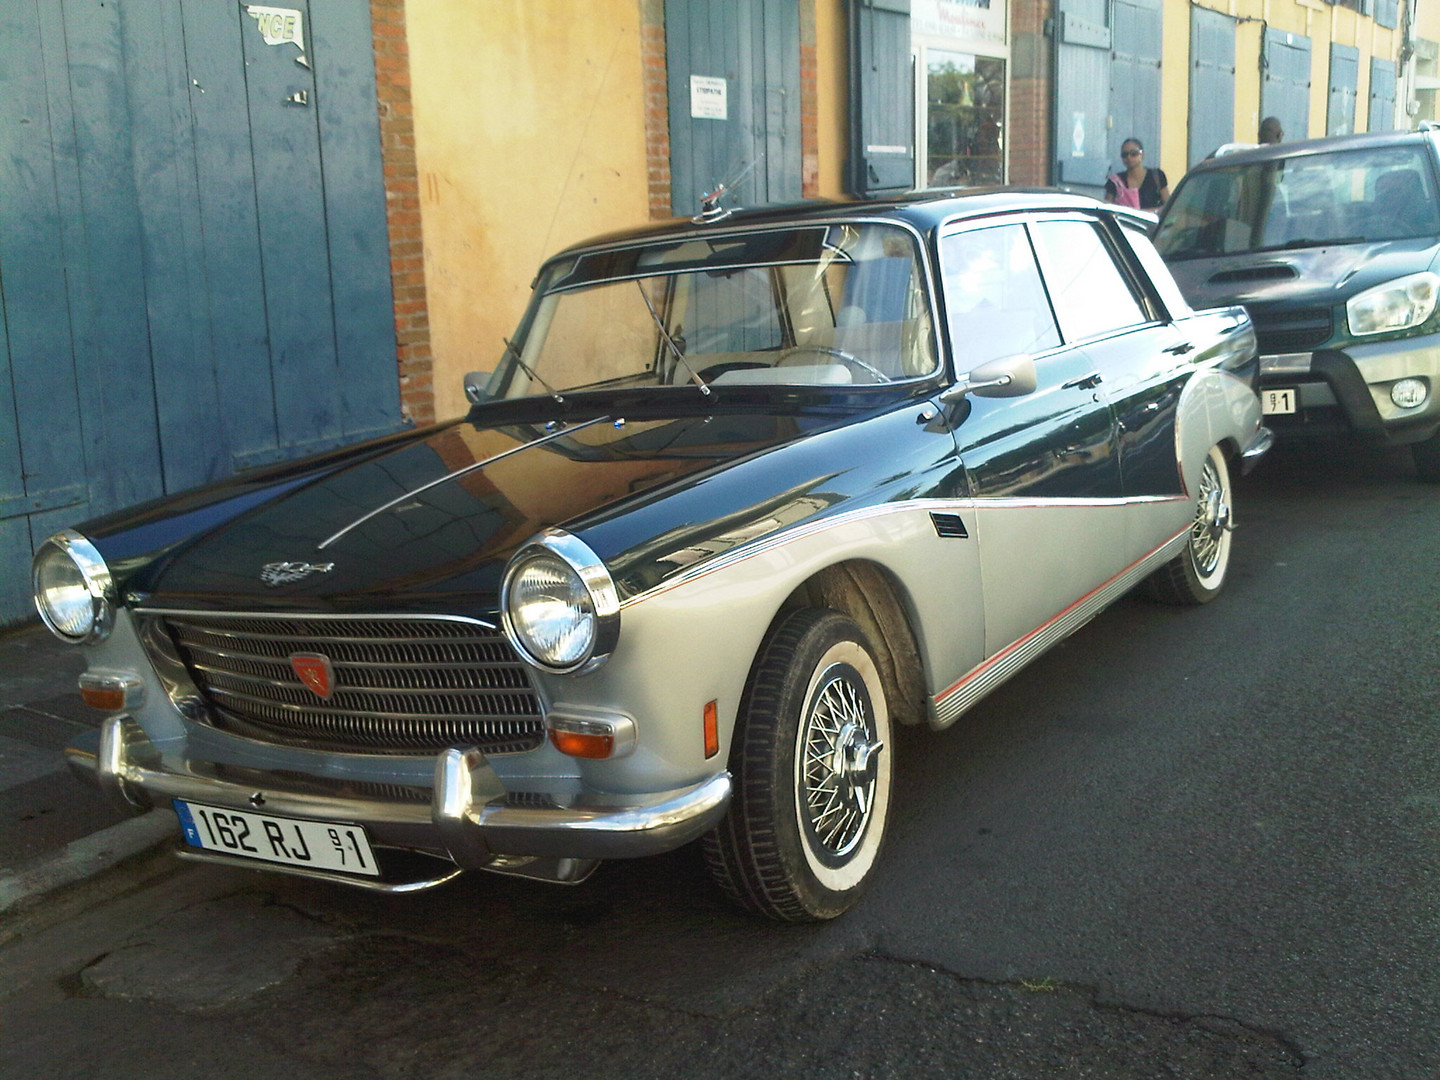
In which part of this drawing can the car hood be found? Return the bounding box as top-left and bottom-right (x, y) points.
(92, 395), (936, 611)
(1164, 237), (1440, 312)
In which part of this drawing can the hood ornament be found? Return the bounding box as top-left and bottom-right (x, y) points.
(261, 561), (335, 587)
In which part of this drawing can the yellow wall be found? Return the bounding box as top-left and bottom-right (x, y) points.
(1161, 0), (1400, 181)
(407, 2), (651, 422)
(815, 0), (849, 197)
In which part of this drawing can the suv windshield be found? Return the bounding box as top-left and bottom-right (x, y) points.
(488, 223), (938, 398)
(1154, 145), (1440, 260)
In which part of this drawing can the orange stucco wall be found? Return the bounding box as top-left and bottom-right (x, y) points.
(407, 2), (652, 422)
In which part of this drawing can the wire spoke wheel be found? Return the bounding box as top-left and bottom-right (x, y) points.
(704, 608), (893, 922)
(1146, 444), (1233, 605)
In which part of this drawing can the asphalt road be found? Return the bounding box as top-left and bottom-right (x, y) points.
(1, 437), (1436, 1079)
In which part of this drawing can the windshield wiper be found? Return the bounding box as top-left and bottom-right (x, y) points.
(636, 281), (712, 397)
(502, 337), (565, 406)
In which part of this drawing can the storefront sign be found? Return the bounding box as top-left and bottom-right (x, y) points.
(913, 0), (1006, 48)
(690, 76), (728, 121)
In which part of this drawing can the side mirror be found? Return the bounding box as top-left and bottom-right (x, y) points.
(464, 371), (493, 405)
(940, 354), (1038, 403)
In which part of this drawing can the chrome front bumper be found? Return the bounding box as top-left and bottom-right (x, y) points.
(67, 716), (732, 891)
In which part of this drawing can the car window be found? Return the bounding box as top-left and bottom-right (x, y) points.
(1154, 144), (1440, 258)
(1118, 221), (1192, 320)
(1028, 219), (1148, 341)
(940, 223), (1061, 368)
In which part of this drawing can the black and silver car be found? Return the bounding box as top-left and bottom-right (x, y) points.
(33, 190), (1269, 921)
(1155, 129), (1440, 480)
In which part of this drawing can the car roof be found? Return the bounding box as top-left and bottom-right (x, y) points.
(1185, 127), (1440, 175)
(553, 186), (1147, 259)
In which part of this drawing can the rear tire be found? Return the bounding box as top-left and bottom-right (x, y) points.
(703, 608), (893, 922)
(1146, 445), (1233, 605)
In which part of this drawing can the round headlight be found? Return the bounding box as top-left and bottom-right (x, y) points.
(501, 530), (619, 674)
(1390, 377), (1428, 409)
(32, 531), (114, 644)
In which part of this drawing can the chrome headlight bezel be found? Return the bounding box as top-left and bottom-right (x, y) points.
(1346, 271), (1440, 337)
(500, 529), (620, 675)
(32, 530), (116, 645)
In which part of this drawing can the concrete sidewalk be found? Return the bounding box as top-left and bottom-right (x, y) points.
(0, 621), (176, 917)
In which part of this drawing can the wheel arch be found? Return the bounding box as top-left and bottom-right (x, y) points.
(771, 559), (930, 728)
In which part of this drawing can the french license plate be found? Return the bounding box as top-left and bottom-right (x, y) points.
(173, 799), (380, 877)
(1261, 388), (1297, 415)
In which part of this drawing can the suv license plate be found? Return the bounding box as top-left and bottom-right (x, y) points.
(1261, 388), (1297, 415)
(173, 799), (380, 877)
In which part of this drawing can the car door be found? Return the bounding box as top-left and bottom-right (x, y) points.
(939, 218), (1125, 656)
(1030, 215), (1200, 566)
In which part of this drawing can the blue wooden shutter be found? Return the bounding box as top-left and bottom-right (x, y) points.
(1327, 44), (1360, 135)
(1110, 0), (1163, 166)
(1375, 0), (1399, 30)
(848, 0), (914, 195)
(1262, 29), (1311, 141)
(665, 0), (802, 215)
(1188, 7), (1235, 164)
(1052, 0), (1112, 187)
(1369, 58), (1397, 131)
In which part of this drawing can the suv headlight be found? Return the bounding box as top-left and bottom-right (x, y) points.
(32, 530), (115, 644)
(1347, 271), (1440, 336)
(501, 529), (619, 674)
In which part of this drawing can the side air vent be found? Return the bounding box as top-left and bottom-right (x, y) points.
(930, 512), (969, 539)
(1207, 264), (1298, 285)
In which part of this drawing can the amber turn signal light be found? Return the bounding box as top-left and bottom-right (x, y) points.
(549, 726), (615, 760)
(703, 700), (719, 759)
(78, 670), (144, 712)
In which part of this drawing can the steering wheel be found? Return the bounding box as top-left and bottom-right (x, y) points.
(776, 345), (889, 383)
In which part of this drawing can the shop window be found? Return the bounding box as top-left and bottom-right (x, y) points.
(924, 51), (1005, 188)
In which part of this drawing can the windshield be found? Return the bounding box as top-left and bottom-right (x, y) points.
(1154, 145), (1440, 259)
(487, 223), (938, 399)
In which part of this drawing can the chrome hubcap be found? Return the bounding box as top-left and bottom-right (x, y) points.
(800, 668), (884, 860)
(1192, 458), (1231, 576)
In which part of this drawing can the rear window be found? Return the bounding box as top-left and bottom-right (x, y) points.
(1154, 145), (1440, 259)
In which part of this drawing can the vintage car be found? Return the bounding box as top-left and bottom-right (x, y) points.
(1154, 129), (1440, 480)
(34, 190), (1269, 921)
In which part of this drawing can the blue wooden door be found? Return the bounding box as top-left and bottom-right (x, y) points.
(1110, 0), (1163, 167)
(1188, 7), (1235, 165)
(0, 1), (401, 626)
(665, 0), (802, 216)
(1052, 0), (1113, 188)
(1328, 44), (1360, 135)
(1370, 58), (1397, 132)
(1262, 29), (1312, 142)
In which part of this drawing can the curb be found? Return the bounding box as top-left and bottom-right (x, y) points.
(0, 808), (178, 916)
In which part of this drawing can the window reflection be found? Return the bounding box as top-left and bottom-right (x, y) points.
(926, 51), (1005, 188)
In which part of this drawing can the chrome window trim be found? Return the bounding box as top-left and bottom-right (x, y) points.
(522, 216), (948, 385)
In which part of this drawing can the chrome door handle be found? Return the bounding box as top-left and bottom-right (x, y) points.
(1163, 341), (1195, 355)
(1062, 372), (1103, 390)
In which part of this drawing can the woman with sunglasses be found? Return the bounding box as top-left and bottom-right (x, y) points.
(1104, 138), (1169, 211)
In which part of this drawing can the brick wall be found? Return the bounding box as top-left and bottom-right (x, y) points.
(370, 0), (434, 426)
(640, 0), (672, 220)
(1009, 0), (1053, 187)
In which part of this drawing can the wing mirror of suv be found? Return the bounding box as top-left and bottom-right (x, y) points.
(940, 354), (1038, 403)
(464, 371), (493, 404)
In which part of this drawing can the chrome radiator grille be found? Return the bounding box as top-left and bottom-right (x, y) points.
(156, 613), (544, 755)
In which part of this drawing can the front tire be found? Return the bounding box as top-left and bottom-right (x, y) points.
(703, 608), (893, 922)
(1146, 445), (1234, 605)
